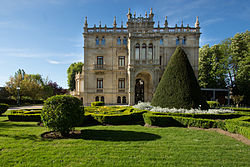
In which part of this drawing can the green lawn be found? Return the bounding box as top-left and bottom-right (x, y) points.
(0, 117), (249, 167)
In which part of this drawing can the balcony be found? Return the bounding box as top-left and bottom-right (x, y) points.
(94, 64), (106, 70)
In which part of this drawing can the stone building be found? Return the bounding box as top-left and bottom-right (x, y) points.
(75, 8), (201, 106)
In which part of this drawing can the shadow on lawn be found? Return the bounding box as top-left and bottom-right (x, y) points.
(80, 129), (161, 141)
(41, 129), (161, 141)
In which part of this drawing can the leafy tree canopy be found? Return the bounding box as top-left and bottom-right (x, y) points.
(67, 62), (84, 91)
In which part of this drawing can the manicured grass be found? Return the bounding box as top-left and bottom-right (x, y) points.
(0, 117), (249, 167)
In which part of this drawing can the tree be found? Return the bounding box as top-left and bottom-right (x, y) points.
(198, 44), (227, 88)
(67, 62), (84, 91)
(5, 69), (65, 100)
(151, 46), (201, 109)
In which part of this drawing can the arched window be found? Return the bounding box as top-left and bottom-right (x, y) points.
(101, 96), (104, 102)
(117, 37), (121, 45)
(182, 37), (186, 45)
(148, 43), (153, 60)
(95, 96), (99, 102)
(135, 43), (140, 60)
(96, 37), (99, 45)
(117, 96), (121, 103)
(160, 39), (164, 45)
(122, 96), (126, 104)
(101, 37), (105, 45)
(141, 43), (146, 60)
(176, 37), (180, 45)
(123, 36), (127, 45)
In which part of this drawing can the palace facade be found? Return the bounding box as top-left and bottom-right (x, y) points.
(75, 9), (201, 106)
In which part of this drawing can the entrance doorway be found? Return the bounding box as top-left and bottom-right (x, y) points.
(135, 79), (144, 104)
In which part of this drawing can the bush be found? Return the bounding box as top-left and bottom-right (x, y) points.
(91, 101), (105, 106)
(143, 113), (224, 129)
(224, 116), (250, 139)
(8, 114), (41, 122)
(0, 103), (9, 115)
(151, 46), (201, 109)
(207, 101), (220, 109)
(41, 95), (84, 136)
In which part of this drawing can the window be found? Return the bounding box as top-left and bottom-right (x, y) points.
(160, 39), (164, 45)
(123, 36), (127, 45)
(97, 78), (103, 88)
(101, 37), (105, 45)
(135, 43), (140, 60)
(118, 56), (125, 66)
(122, 96), (126, 104)
(117, 96), (121, 103)
(182, 37), (186, 45)
(101, 96), (104, 102)
(117, 37), (121, 45)
(148, 43), (153, 60)
(97, 56), (103, 65)
(141, 43), (146, 60)
(95, 96), (99, 101)
(96, 37), (99, 45)
(118, 78), (125, 89)
(176, 37), (180, 45)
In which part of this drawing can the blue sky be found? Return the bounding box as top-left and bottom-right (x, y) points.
(0, 0), (249, 88)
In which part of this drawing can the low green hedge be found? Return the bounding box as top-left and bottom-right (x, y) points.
(8, 114), (41, 122)
(0, 103), (9, 115)
(143, 113), (225, 129)
(91, 101), (105, 106)
(224, 116), (250, 139)
(150, 112), (244, 120)
(88, 110), (147, 125)
(207, 101), (220, 109)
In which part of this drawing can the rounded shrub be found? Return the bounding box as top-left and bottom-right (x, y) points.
(0, 103), (9, 115)
(91, 101), (105, 106)
(41, 95), (84, 136)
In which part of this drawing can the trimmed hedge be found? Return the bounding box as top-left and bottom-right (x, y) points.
(143, 113), (225, 129)
(0, 103), (9, 115)
(8, 114), (41, 122)
(224, 116), (250, 139)
(150, 112), (245, 120)
(91, 101), (105, 106)
(222, 107), (250, 112)
(88, 110), (147, 125)
(207, 101), (220, 109)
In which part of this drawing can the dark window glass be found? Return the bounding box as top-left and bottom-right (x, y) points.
(95, 96), (99, 101)
(118, 78), (125, 89)
(97, 78), (103, 88)
(97, 56), (103, 65)
(117, 96), (121, 103)
(96, 37), (99, 45)
(118, 56), (125, 66)
(122, 96), (126, 104)
(101, 37), (105, 45)
(117, 37), (121, 45)
(101, 96), (104, 102)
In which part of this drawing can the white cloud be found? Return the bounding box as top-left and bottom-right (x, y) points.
(47, 59), (60, 64)
(203, 18), (224, 26)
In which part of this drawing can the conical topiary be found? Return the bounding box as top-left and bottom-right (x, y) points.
(151, 46), (201, 109)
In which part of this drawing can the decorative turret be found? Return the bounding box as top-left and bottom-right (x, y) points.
(145, 11), (147, 18)
(84, 16), (88, 29)
(181, 20), (183, 27)
(164, 16), (168, 27)
(195, 16), (200, 28)
(113, 16), (117, 27)
(149, 8), (154, 19)
(134, 11), (136, 18)
(127, 8), (132, 20)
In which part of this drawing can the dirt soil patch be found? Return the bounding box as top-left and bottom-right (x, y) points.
(189, 127), (250, 145)
(41, 130), (82, 139)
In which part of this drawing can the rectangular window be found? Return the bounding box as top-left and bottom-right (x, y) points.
(97, 78), (103, 88)
(118, 78), (125, 89)
(118, 56), (125, 66)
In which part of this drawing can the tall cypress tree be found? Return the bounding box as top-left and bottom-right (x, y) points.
(151, 46), (201, 109)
